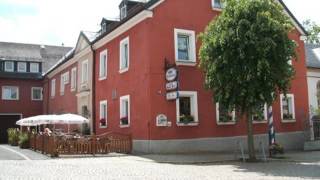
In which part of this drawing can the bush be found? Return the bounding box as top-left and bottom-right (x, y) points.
(269, 143), (284, 156)
(7, 128), (19, 146)
(18, 132), (30, 149)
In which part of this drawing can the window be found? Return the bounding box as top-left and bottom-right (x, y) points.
(17, 62), (27, 72)
(99, 50), (108, 80)
(31, 87), (43, 101)
(81, 60), (89, 83)
(317, 81), (320, 109)
(120, 5), (127, 20)
(51, 79), (56, 97)
(60, 72), (69, 95)
(280, 94), (296, 122)
(4, 61), (14, 72)
(120, 95), (130, 127)
(119, 37), (129, 73)
(176, 91), (198, 125)
(99, 100), (107, 128)
(216, 103), (236, 125)
(174, 29), (196, 65)
(2, 86), (19, 100)
(30, 63), (39, 73)
(71, 67), (77, 91)
(212, 0), (224, 9)
(252, 104), (269, 123)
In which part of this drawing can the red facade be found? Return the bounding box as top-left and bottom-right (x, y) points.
(94, 0), (309, 141)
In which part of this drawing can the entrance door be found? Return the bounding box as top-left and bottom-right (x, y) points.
(0, 114), (21, 144)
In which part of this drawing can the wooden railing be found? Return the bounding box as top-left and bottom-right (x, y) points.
(29, 132), (132, 157)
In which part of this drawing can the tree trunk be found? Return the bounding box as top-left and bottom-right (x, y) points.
(247, 111), (256, 161)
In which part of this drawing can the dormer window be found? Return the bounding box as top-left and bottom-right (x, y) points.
(212, 0), (224, 10)
(102, 22), (107, 33)
(4, 61), (14, 72)
(120, 5), (127, 20)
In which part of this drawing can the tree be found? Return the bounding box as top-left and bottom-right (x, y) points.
(199, 0), (296, 160)
(303, 20), (320, 44)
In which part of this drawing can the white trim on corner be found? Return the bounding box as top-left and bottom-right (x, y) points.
(174, 28), (197, 66)
(216, 103), (236, 126)
(31, 87), (43, 101)
(176, 91), (199, 126)
(120, 95), (130, 128)
(93, 10), (153, 50)
(280, 94), (296, 123)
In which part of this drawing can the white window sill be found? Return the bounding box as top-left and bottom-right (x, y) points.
(176, 122), (199, 127)
(120, 124), (130, 128)
(281, 119), (296, 123)
(217, 121), (236, 126)
(212, 7), (222, 11)
(99, 76), (107, 81)
(100, 126), (107, 129)
(253, 120), (268, 124)
(31, 99), (43, 101)
(119, 68), (129, 74)
(176, 60), (197, 66)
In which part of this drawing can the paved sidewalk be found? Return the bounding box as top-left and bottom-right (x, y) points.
(0, 145), (49, 160)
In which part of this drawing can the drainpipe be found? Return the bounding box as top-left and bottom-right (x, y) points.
(91, 44), (96, 134)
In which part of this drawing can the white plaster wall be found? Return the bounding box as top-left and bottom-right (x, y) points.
(307, 69), (320, 113)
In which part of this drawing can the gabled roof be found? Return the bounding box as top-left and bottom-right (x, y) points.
(306, 43), (320, 69)
(0, 41), (72, 72)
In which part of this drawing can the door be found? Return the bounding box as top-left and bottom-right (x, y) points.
(0, 114), (21, 144)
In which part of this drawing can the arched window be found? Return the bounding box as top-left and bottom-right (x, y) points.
(317, 81), (320, 109)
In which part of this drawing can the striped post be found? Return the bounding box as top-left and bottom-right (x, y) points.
(268, 106), (276, 145)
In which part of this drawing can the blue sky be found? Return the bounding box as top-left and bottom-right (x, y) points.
(0, 0), (319, 47)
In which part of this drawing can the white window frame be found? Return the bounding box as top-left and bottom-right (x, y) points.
(31, 87), (43, 101)
(119, 37), (130, 73)
(2, 86), (19, 100)
(51, 79), (56, 98)
(30, 63), (39, 73)
(174, 29), (197, 66)
(216, 103), (236, 125)
(120, 95), (130, 128)
(99, 100), (108, 128)
(4, 61), (14, 72)
(176, 91), (199, 126)
(252, 104), (270, 124)
(120, 5), (127, 20)
(60, 72), (69, 95)
(212, 0), (224, 11)
(99, 50), (108, 80)
(280, 94), (296, 123)
(17, 62), (27, 72)
(71, 67), (77, 91)
(81, 60), (89, 84)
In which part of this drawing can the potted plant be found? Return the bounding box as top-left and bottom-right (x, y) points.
(120, 116), (129, 125)
(179, 115), (194, 124)
(18, 132), (30, 149)
(269, 143), (284, 156)
(100, 118), (106, 127)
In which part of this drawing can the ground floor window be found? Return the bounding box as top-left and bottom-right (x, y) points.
(120, 95), (130, 127)
(216, 103), (236, 125)
(99, 100), (107, 128)
(176, 91), (198, 125)
(280, 94), (295, 122)
(252, 104), (268, 123)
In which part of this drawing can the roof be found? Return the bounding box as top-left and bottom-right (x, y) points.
(0, 41), (72, 72)
(306, 43), (320, 68)
(82, 31), (99, 43)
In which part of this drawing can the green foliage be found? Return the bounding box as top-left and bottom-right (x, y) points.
(7, 128), (20, 146)
(303, 20), (320, 44)
(179, 115), (195, 124)
(18, 132), (30, 149)
(199, 0), (296, 114)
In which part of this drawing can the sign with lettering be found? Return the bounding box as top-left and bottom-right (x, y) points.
(166, 81), (178, 91)
(166, 91), (179, 100)
(156, 114), (169, 127)
(166, 67), (178, 81)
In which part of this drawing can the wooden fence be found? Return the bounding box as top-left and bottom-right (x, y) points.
(29, 132), (132, 157)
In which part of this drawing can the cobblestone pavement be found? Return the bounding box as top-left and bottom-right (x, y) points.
(1, 145), (320, 180)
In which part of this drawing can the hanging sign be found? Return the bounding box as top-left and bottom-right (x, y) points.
(166, 91), (179, 100)
(166, 67), (178, 81)
(166, 81), (178, 91)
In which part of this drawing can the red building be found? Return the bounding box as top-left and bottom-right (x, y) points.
(93, 0), (309, 153)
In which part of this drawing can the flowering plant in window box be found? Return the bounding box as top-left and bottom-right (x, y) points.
(179, 115), (195, 124)
(100, 118), (106, 127)
(120, 116), (129, 125)
(283, 114), (293, 120)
